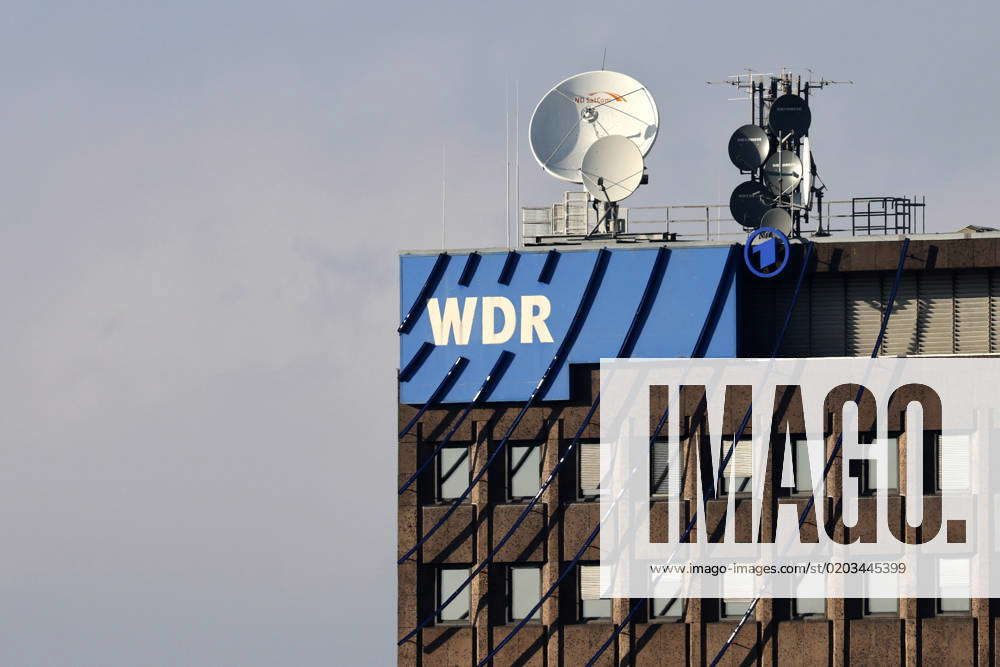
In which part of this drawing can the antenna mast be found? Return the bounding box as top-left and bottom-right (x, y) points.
(505, 81), (510, 249)
(712, 68), (852, 239)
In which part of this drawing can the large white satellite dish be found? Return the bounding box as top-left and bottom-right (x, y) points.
(529, 70), (658, 184)
(581, 135), (644, 203)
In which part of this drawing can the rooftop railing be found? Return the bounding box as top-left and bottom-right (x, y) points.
(521, 193), (926, 244)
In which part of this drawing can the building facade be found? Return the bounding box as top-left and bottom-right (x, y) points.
(398, 233), (1000, 666)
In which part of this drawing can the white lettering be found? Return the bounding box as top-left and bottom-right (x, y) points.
(426, 297), (478, 345)
(482, 296), (517, 344)
(520, 295), (554, 344)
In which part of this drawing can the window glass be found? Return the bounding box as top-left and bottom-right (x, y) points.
(650, 598), (683, 619)
(939, 557), (971, 613)
(509, 566), (541, 621)
(865, 572), (898, 615)
(509, 445), (541, 499)
(793, 439), (815, 494)
(438, 447), (469, 501)
(795, 571), (825, 616)
(886, 436), (899, 491)
(866, 596), (898, 614)
(438, 568), (470, 622)
(862, 436), (898, 495)
(722, 598), (751, 618)
(794, 597), (825, 616)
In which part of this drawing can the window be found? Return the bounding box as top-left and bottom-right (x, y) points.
(578, 563), (610, 620)
(794, 572), (826, 617)
(864, 572), (898, 615)
(793, 597), (825, 617)
(864, 596), (898, 615)
(722, 598), (751, 619)
(437, 446), (470, 502)
(791, 438), (819, 495)
(650, 440), (682, 497)
(722, 572), (753, 619)
(507, 566), (541, 622)
(579, 442), (600, 499)
(937, 434), (971, 493)
(861, 436), (899, 496)
(938, 558), (971, 613)
(509, 445), (541, 500)
(719, 438), (752, 495)
(437, 567), (470, 623)
(649, 597), (684, 621)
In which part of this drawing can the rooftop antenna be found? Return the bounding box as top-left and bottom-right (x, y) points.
(514, 79), (520, 247)
(601, 47), (607, 70)
(715, 68), (849, 238)
(441, 145), (446, 249)
(505, 80), (511, 249)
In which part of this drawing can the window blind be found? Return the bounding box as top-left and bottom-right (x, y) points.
(723, 439), (753, 479)
(580, 442), (601, 494)
(650, 440), (682, 496)
(579, 564), (601, 600)
(938, 434), (971, 491)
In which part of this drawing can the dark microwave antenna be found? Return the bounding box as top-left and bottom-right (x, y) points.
(709, 68), (852, 237)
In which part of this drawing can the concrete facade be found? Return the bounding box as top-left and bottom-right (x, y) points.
(399, 234), (1000, 666)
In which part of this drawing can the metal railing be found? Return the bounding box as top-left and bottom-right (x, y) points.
(521, 194), (926, 243)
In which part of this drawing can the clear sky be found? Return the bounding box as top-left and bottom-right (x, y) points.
(0, 1), (996, 664)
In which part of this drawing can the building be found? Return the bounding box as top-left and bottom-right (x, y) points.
(397, 228), (1000, 666)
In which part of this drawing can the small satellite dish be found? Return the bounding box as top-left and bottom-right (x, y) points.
(728, 124), (771, 170)
(581, 135), (644, 203)
(529, 71), (658, 183)
(768, 94), (811, 139)
(763, 150), (803, 195)
(729, 180), (772, 229)
(761, 207), (794, 235)
(799, 136), (812, 207)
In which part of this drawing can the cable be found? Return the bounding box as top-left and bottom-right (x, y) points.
(397, 250), (610, 567)
(398, 247), (670, 646)
(398, 351), (514, 495)
(708, 238), (910, 667)
(482, 246), (741, 666)
(585, 240), (815, 666)
(397, 253), (450, 335)
(398, 356), (470, 441)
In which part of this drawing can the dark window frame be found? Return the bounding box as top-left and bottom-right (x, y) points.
(577, 440), (601, 501)
(719, 598), (752, 620)
(650, 438), (686, 498)
(717, 436), (753, 497)
(791, 597), (826, 619)
(648, 597), (685, 623)
(577, 563), (611, 622)
(435, 566), (472, 625)
(854, 432), (901, 497)
(505, 565), (542, 624)
(507, 442), (542, 502)
(435, 445), (471, 504)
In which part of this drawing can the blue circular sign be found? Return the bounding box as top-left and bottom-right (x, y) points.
(743, 227), (791, 278)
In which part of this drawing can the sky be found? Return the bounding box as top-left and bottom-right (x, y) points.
(0, 1), (997, 664)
